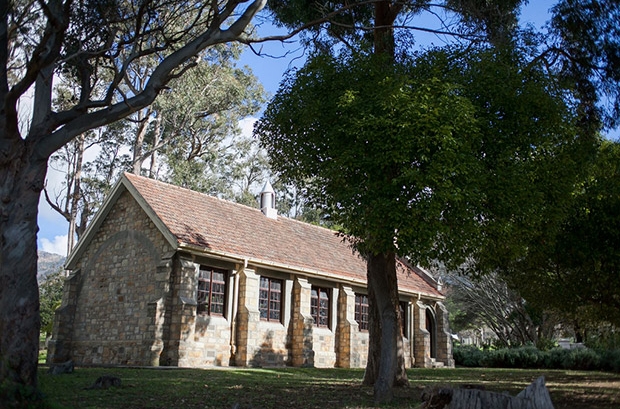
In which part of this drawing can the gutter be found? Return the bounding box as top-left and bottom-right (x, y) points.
(177, 242), (444, 301)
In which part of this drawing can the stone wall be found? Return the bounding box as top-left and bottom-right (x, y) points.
(435, 302), (455, 368)
(49, 190), (173, 366)
(291, 277), (315, 367)
(235, 267), (292, 367)
(161, 257), (234, 367)
(413, 300), (432, 368)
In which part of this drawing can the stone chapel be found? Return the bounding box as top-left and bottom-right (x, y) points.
(48, 173), (454, 369)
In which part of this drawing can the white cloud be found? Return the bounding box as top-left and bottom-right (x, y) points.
(239, 117), (258, 138)
(39, 235), (68, 257)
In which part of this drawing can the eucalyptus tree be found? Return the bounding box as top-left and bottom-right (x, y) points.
(1, 0), (267, 402)
(154, 53), (265, 192)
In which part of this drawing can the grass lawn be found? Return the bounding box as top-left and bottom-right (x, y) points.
(38, 365), (620, 409)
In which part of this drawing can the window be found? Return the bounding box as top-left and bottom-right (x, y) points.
(259, 276), (282, 322)
(197, 266), (227, 316)
(399, 301), (408, 336)
(311, 286), (330, 327)
(355, 294), (369, 331)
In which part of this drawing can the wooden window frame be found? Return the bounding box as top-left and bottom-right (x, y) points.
(355, 293), (369, 331)
(310, 286), (331, 328)
(259, 276), (283, 323)
(196, 266), (227, 316)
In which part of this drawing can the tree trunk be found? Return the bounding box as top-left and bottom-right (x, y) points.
(422, 376), (554, 409)
(363, 252), (409, 403)
(132, 107), (153, 174)
(0, 142), (47, 404)
(148, 114), (162, 178)
(362, 2), (408, 402)
(67, 134), (85, 253)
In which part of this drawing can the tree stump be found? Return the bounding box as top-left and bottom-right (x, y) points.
(422, 376), (554, 409)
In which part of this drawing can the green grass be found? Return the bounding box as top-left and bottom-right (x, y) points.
(37, 366), (620, 409)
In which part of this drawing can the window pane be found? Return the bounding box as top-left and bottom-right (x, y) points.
(259, 299), (268, 319)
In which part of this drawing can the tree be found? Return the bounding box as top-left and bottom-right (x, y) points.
(39, 269), (65, 337)
(265, 1), (528, 402)
(504, 141), (620, 328)
(44, 41), (265, 253)
(155, 55), (265, 193)
(1, 0), (266, 403)
(444, 271), (558, 348)
(548, 0), (620, 131)
(257, 31), (597, 396)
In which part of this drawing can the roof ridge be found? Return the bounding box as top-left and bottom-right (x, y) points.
(123, 172), (348, 238)
(124, 171), (267, 214)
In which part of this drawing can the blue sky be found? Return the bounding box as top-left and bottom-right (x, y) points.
(37, 1), (557, 256)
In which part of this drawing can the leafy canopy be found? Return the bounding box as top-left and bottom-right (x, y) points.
(257, 46), (591, 269)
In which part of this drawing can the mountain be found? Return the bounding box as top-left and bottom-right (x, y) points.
(38, 251), (66, 281)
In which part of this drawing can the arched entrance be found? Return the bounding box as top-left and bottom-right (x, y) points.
(425, 308), (437, 359)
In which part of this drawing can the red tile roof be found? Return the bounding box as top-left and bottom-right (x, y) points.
(124, 173), (443, 298)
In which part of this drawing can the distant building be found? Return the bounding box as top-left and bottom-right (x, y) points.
(49, 173), (453, 369)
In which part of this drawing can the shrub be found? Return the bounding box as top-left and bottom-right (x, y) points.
(454, 344), (620, 372)
(599, 349), (620, 372)
(453, 345), (485, 367)
(543, 347), (570, 369)
(570, 348), (601, 370)
(480, 346), (544, 369)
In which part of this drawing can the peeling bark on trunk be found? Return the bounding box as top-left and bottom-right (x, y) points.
(363, 252), (409, 403)
(0, 141), (47, 402)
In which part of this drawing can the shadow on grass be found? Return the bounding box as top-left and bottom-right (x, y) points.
(38, 366), (620, 409)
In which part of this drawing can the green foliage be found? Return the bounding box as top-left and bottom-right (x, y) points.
(506, 141), (620, 326)
(584, 324), (620, 351)
(259, 51), (480, 260)
(152, 56), (266, 196)
(258, 45), (590, 270)
(452, 345), (486, 367)
(38, 269), (65, 336)
(550, 0), (620, 129)
(453, 345), (620, 373)
(480, 346), (545, 369)
(599, 349), (620, 373)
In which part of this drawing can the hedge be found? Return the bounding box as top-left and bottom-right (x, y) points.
(453, 345), (620, 372)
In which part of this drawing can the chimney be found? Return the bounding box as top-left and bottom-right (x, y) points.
(260, 181), (277, 219)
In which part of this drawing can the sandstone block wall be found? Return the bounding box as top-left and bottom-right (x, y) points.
(50, 191), (173, 366)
